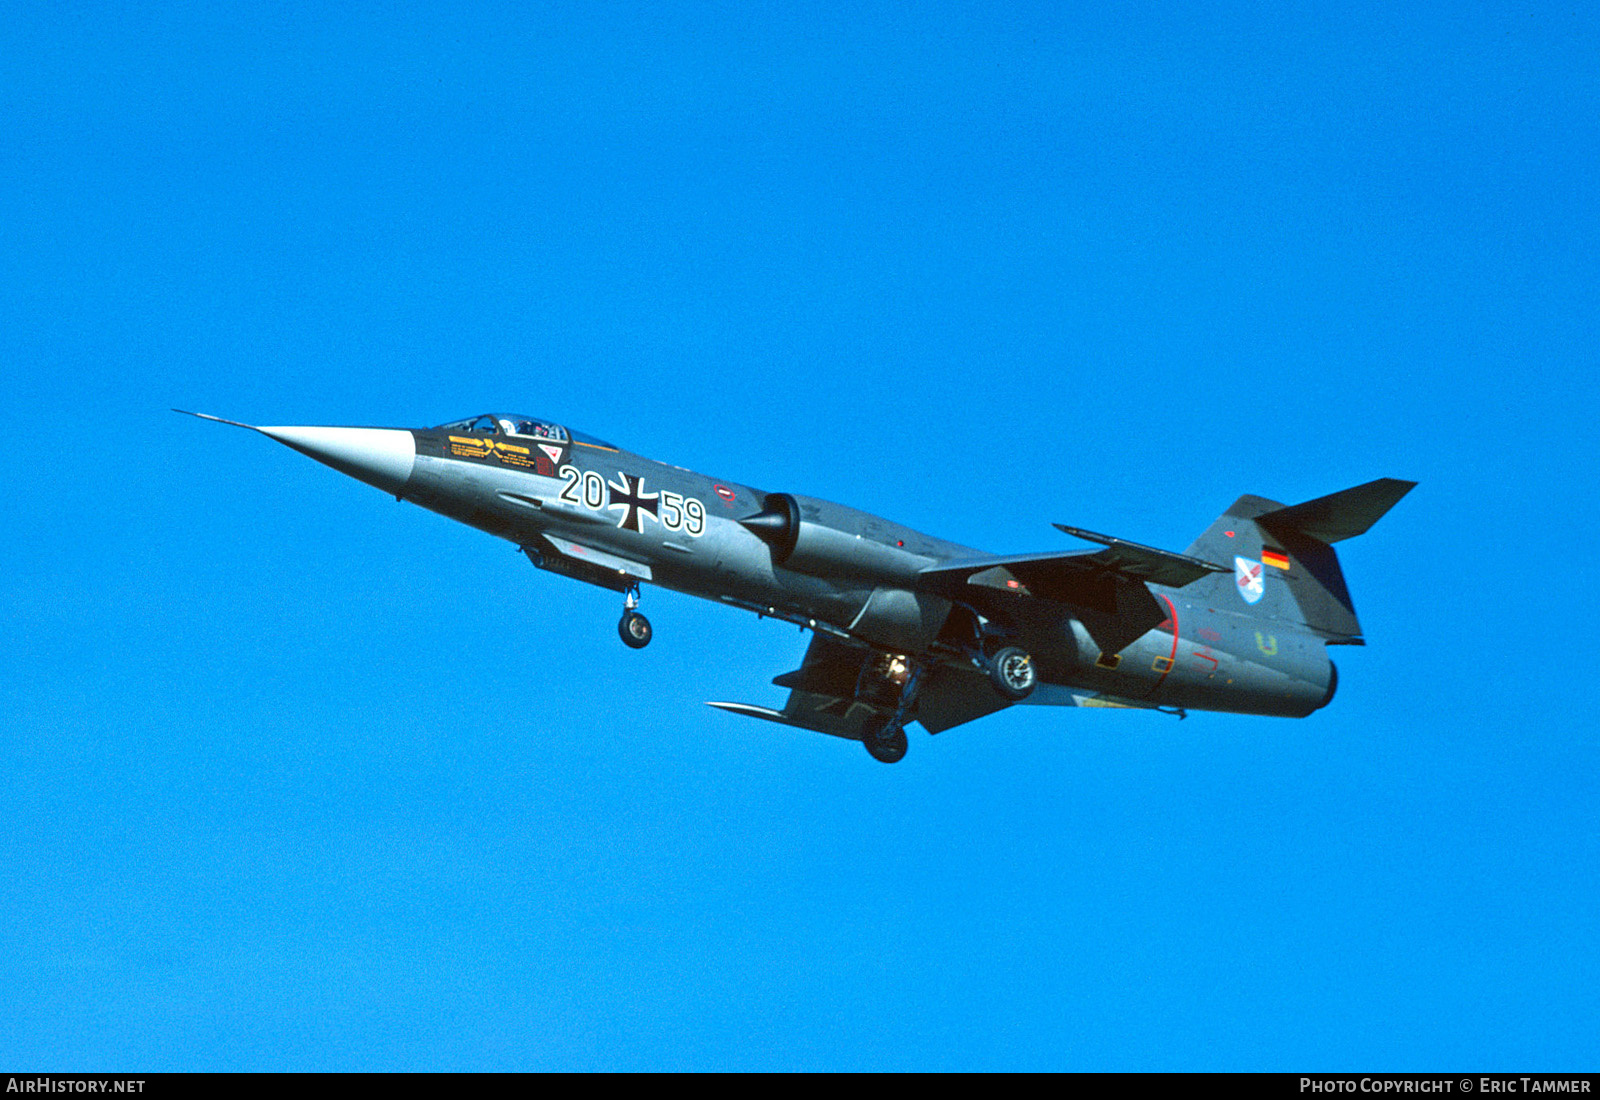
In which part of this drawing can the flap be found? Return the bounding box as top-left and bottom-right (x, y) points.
(710, 633), (880, 741)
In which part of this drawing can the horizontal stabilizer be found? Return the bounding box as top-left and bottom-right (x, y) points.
(1253, 478), (1417, 543)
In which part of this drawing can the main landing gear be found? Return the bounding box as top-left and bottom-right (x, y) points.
(952, 609), (1036, 702)
(862, 717), (908, 764)
(618, 585), (651, 649)
(857, 653), (924, 765)
(859, 645), (1034, 763)
(986, 645), (1037, 700)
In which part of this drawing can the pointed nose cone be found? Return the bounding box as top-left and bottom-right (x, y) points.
(257, 425), (417, 495)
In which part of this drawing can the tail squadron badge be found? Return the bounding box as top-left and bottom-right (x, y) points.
(1235, 556), (1265, 605)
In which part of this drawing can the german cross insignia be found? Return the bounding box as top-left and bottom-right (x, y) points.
(607, 474), (660, 532)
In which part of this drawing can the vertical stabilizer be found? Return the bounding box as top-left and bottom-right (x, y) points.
(1181, 479), (1414, 644)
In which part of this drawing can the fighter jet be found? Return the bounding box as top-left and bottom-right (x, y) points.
(178, 410), (1414, 763)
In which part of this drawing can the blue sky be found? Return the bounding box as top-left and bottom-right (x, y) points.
(2, 0), (1596, 1070)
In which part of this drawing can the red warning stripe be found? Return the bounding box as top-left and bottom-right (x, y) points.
(1149, 594), (1180, 696)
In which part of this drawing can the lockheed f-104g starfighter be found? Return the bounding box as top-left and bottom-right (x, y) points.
(178, 410), (1414, 764)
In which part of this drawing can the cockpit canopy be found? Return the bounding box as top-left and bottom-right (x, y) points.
(433, 414), (617, 450)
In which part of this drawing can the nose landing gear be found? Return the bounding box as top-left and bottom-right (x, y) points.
(618, 585), (652, 649)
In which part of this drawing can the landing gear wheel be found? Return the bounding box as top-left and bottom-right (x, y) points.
(861, 719), (908, 764)
(618, 610), (652, 649)
(988, 645), (1036, 700)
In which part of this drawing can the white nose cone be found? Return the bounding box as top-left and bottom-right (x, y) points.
(257, 425), (417, 495)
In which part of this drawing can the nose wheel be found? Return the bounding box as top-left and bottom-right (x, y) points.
(619, 610), (652, 648)
(618, 585), (652, 649)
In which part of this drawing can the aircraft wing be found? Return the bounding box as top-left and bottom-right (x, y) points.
(707, 633), (1012, 740)
(917, 535), (1226, 656)
(707, 634), (885, 741)
(919, 537), (1226, 601)
(1048, 525), (1231, 586)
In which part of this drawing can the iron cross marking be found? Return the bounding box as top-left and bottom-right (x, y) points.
(606, 473), (660, 532)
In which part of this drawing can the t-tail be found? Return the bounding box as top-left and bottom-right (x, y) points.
(1180, 478), (1416, 645)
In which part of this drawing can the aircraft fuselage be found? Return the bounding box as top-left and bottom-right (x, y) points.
(183, 409), (1407, 762)
(401, 422), (1335, 721)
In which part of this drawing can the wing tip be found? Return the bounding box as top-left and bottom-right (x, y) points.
(706, 701), (786, 720)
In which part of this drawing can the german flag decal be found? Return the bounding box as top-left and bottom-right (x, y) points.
(1262, 548), (1290, 570)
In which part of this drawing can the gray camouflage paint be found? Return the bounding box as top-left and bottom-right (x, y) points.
(185, 410), (1412, 751)
(400, 419), (1383, 722)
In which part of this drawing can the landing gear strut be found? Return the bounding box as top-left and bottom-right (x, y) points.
(857, 654), (925, 764)
(618, 585), (651, 649)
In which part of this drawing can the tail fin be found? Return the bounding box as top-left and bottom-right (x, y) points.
(1182, 479), (1415, 644)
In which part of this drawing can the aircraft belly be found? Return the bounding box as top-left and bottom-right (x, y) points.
(1046, 617), (1171, 698)
(1154, 626), (1331, 717)
(701, 519), (872, 633)
(1029, 601), (1334, 718)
